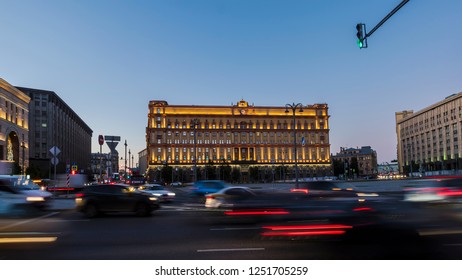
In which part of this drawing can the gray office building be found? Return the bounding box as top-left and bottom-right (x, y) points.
(16, 87), (93, 177)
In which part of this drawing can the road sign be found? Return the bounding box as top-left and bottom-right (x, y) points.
(51, 157), (59, 166)
(104, 135), (121, 142)
(49, 146), (61, 156)
(98, 135), (104, 146)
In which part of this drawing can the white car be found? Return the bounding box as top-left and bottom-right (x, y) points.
(205, 186), (257, 208)
(0, 182), (52, 216)
(15, 183), (53, 209)
(137, 184), (176, 202)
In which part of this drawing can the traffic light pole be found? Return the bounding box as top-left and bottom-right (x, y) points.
(365, 0), (410, 39)
(357, 0), (410, 48)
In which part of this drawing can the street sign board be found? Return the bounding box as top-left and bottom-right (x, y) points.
(51, 157), (59, 166)
(104, 136), (121, 142)
(49, 146), (61, 156)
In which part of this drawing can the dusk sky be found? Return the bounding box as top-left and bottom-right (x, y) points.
(1, 0), (461, 165)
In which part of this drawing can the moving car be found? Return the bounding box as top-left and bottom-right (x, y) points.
(136, 184), (176, 202)
(205, 186), (257, 208)
(191, 180), (228, 196)
(0, 180), (51, 217)
(290, 180), (357, 198)
(75, 184), (160, 218)
(403, 176), (462, 202)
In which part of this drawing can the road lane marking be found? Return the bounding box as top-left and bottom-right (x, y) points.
(0, 236), (57, 243)
(197, 248), (265, 253)
(418, 228), (462, 236)
(0, 212), (58, 231)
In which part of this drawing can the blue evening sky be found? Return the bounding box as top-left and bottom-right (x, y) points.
(1, 0), (461, 165)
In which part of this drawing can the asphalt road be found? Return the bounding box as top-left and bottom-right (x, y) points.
(1, 185), (462, 260)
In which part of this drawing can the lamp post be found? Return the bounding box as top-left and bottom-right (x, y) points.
(124, 140), (127, 178)
(191, 118), (200, 182)
(129, 149), (131, 170)
(20, 141), (26, 175)
(285, 102), (304, 188)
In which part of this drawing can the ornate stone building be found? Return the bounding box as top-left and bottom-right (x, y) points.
(146, 99), (331, 182)
(0, 78), (30, 174)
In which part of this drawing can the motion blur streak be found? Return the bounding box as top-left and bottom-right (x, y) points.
(353, 207), (374, 212)
(262, 224), (353, 231)
(261, 224), (352, 236)
(224, 209), (290, 216)
(261, 230), (347, 236)
(0, 237), (57, 243)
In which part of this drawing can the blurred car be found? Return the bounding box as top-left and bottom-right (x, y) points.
(170, 181), (183, 187)
(403, 176), (462, 202)
(75, 184), (160, 218)
(14, 183), (53, 210)
(0, 180), (51, 216)
(136, 184), (176, 202)
(191, 180), (228, 197)
(291, 180), (357, 198)
(205, 186), (257, 208)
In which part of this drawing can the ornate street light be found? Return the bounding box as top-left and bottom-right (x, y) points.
(20, 141), (26, 175)
(191, 118), (200, 182)
(124, 140), (127, 178)
(285, 102), (304, 188)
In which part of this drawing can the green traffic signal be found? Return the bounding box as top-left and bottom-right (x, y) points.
(356, 23), (366, 49)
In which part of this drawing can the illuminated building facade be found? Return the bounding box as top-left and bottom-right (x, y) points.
(0, 78), (30, 175)
(146, 99), (331, 182)
(396, 92), (462, 175)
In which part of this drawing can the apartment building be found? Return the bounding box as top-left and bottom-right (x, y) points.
(396, 92), (462, 174)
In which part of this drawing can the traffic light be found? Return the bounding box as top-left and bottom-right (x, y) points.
(356, 23), (366, 49)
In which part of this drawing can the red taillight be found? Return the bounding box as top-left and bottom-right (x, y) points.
(353, 207), (374, 212)
(75, 193), (85, 198)
(291, 188), (309, 194)
(205, 195), (215, 199)
(261, 224), (352, 237)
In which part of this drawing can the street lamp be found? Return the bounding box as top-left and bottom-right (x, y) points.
(285, 102), (304, 188)
(191, 118), (200, 182)
(124, 140), (127, 178)
(20, 141), (26, 175)
(128, 149), (131, 170)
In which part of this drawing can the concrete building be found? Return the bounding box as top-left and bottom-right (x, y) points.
(332, 146), (378, 178)
(16, 87), (93, 177)
(396, 92), (462, 175)
(0, 78), (30, 175)
(138, 148), (147, 175)
(146, 99), (331, 182)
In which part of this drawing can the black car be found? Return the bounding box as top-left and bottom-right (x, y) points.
(75, 184), (160, 218)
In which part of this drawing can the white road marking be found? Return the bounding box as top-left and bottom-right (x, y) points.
(197, 248), (265, 253)
(0, 212), (58, 231)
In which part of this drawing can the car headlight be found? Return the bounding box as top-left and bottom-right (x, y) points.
(149, 197), (158, 201)
(27, 196), (45, 202)
(168, 193), (176, 196)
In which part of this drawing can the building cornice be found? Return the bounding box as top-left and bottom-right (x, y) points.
(0, 78), (31, 104)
